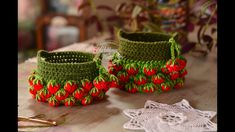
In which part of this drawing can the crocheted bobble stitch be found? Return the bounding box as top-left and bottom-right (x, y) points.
(108, 53), (187, 93)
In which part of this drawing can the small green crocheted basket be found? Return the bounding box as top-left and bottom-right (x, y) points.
(108, 30), (188, 93)
(28, 50), (116, 107)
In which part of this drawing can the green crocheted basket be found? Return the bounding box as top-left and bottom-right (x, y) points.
(108, 30), (188, 93)
(28, 50), (116, 107)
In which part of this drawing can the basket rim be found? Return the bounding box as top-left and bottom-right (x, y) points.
(37, 50), (96, 66)
(118, 30), (172, 45)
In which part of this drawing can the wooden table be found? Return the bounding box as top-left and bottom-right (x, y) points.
(18, 36), (217, 132)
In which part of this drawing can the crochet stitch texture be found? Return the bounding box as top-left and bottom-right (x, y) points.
(28, 50), (115, 107)
(108, 30), (187, 93)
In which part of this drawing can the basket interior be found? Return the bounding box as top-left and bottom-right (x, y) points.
(120, 31), (171, 42)
(42, 52), (94, 64)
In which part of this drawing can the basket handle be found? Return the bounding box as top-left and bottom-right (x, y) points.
(37, 50), (48, 61)
(169, 33), (180, 60)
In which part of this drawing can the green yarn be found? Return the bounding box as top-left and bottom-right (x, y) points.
(37, 50), (100, 82)
(117, 30), (180, 61)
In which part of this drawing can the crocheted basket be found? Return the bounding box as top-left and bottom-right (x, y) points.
(108, 30), (188, 93)
(28, 50), (117, 107)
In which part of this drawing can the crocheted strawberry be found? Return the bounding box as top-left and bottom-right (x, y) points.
(125, 63), (138, 76)
(161, 83), (171, 92)
(134, 74), (147, 86)
(117, 72), (130, 83)
(108, 66), (117, 75)
(29, 86), (37, 96)
(109, 74), (119, 88)
(89, 87), (101, 97)
(81, 95), (92, 106)
(64, 96), (76, 106)
(96, 91), (105, 100)
(38, 88), (51, 100)
(93, 75), (109, 90)
(73, 88), (86, 100)
(142, 83), (156, 93)
(180, 69), (188, 77)
(81, 79), (93, 91)
(166, 60), (179, 72)
(161, 67), (168, 74)
(55, 89), (69, 101)
(143, 64), (156, 76)
(64, 81), (78, 94)
(175, 58), (186, 70)
(174, 79), (184, 89)
(170, 71), (180, 80)
(125, 83), (138, 93)
(33, 79), (44, 92)
(28, 75), (35, 86)
(47, 80), (60, 94)
(152, 73), (165, 84)
(113, 64), (123, 72)
(48, 96), (60, 107)
(35, 94), (46, 102)
(112, 59), (123, 72)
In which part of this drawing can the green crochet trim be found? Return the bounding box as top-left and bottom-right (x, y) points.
(117, 30), (180, 61)
(37, 50), (100, 82)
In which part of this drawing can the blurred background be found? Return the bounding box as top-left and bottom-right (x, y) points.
(18, 0), (217, 63)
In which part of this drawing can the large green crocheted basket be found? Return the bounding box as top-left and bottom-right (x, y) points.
(28, 50), (117, 107)
(108, 30), (188, 93)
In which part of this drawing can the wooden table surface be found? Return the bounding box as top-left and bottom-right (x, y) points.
(18, 37), (217, 132)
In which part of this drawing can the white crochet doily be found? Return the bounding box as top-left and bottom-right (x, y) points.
(123, 99), (217, 132)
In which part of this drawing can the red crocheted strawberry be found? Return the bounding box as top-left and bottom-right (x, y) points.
(47, 80), (60, 94)
(170, 71), (180, 80)
(48, 96), (60, 107)
(174, 79), (184, 89)
(108, 66), (117, 75)
(33, 79), (44, 92)
(117, 72), (130, 83)
(161, 83), (171, 92)
(81, 95), (92, 106)
(81, 79), (93, 91)
(143, 64), (156, 76)
(93, 75), (109, 90)
(73, 88), (86, 100)
(161, 67), (170, 74)
(134, 74), (147, 86)
(55, 89), (69, 101)
(125, 63), (138, 76)
(38, 88), (51, 100)
(89, 87), (101, 97)
(29, 86), (37, 96)
(35, 94), (46, 102)
(152, 73), (165, 84)
(112, 60), (123, 72)
(166, 60), (178, 72)
(175, 57), (186, 70)
(109, 74), (119, 88)
(64, 81), (78, 94)
(125, 83), (138, 93)
(96, 91), (105, 100)
(28, 75), (35, 86)
(113, 64), (123, 72)
(142, 83), (156, 93)
(64, 96), (76, 106)
(166, 59), (185, 72)
(180, 69), (188, 77)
